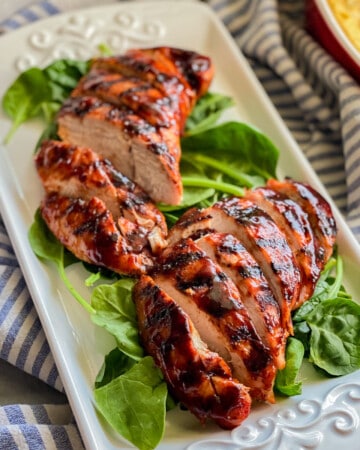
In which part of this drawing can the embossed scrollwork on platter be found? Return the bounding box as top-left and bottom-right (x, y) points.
(15, 11), (166, 72)
(187, 382), (360, 450)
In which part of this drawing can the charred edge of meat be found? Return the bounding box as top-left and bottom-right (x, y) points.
(246, 186), (321, 307)
(134, 275), (252, 429)
(268, 178), (337, 264)
(40, 193), (154, 275)
(155, 238), (277, 402)
(196, 232), (286, 370)
(73, 69), (179, 129)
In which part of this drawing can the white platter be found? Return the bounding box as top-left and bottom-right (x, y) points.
(1, 2), (360, 449)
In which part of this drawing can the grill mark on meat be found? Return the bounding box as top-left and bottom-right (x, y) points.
(73, 69), (178, 128)
(155, 238), (277, 403)
(246, 186), (321, 308)
(57, 95), (182, 205)
(134, 275), (252, 429)
(41, 194), (154, 275)
(267, 179), (336, 266)
(196, 233), (286, 370)
(212, 198), (301, 333)
(35, 140), (168, 255)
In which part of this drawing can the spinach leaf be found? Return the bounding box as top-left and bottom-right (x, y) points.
(2, 68), (52, 143)
(293, 256), (343, 323)
(275, 337), (304, 396)
(181, 121), (279, 182)
(28, 209), (95, 314)
(2, 59), (89, 144)
(43, 59), (90, 103)
(185, 92), (234, 135)
(306, 298), (360, 376)
(94, 356), (167, 450)
(95, 347), (136, 389)
(91, 279), (143, 360)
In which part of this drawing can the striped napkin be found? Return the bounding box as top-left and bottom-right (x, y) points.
(1, 0), (360, 448)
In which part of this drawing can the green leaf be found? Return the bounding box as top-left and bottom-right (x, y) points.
(306, 298), (360, 376)
(181, 121), (279, 182)
(2, 59), (90, 143)
(95, 348), (136, 388)
(91, 279), (143, 360)
(293, 256), (343, 323)
(28, 209), (64, 265)
(2, 68), (52, 143)
(28, 209), (95, 314)
(94, 356), (167, 450)
(275, 337), (304, 396)
(185, 92), (234, 135)
(43, 59), (90, 102)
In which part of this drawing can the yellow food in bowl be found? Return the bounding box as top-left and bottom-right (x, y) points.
(327, 0), (360, 52)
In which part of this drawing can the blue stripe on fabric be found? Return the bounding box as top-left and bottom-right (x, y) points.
(347, 158), (360, 179)
(313, 162), (346, 175)
(0, 266), (14, 294)
(343, 122), (360, 142)
(261, 43), (285, 65)
(19, 8), (40, 23)
(31, 405), (51, 425)
(222, 0), (253, 26)
(247, 30), (279, 55)
(19, 424), (46, 449)
(275, 64), (297, 78)
(4, 405), (26, 425)
(0, 293), (33, 360)
(0, 276), (26, 326)
(0, 257), (19, 267)
(50, 424), (73, 450)
(32, 339), (51, 378)
(40, 1), (61, 15)
(0, 427), (18, 450)
(342, 107), (360, 123)
(0, 18), (21, 30)
(0, 241), (15, 255)
(348, 197), (360, 212)
(47, 363), (59, 388)
(15, 316), (42, 370)
(345, 139), (360, 160)
(348, 173), (360, 193)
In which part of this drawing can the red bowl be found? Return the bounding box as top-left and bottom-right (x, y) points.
(305, 0), (360, 83)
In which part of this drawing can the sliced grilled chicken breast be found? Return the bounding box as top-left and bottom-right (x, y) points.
(35, 140), (167, 254)
(246, 186), (321, 309)
(196, 233), (286, 370)
(72, 69), (180, 129)
(134, 275), (252, 429)
(57, 96), (182, 205)
(267, 178), (337, 267)
(92, 46), (214, 130)
(167, 200), (301, 334)
(154, 238), (278, 403)
(41, 194), (154, 275)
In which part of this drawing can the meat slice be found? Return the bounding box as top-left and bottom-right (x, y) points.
(245, 186), (321, 309)
(154, 238), (278, 403)
(40, 193), (154, 276)
(167, 200), (301, 334)
(72, 69), (180, 129)
(91, 46), (214, 130)
(267, 179), (337, 267)
(134, 275), (252, 429)
(57, 96), (182, 205)
(35, 140), (167, 254)
(196, 233), (286, 370)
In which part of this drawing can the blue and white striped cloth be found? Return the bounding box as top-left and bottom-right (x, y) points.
(1, 0), (360, 448)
